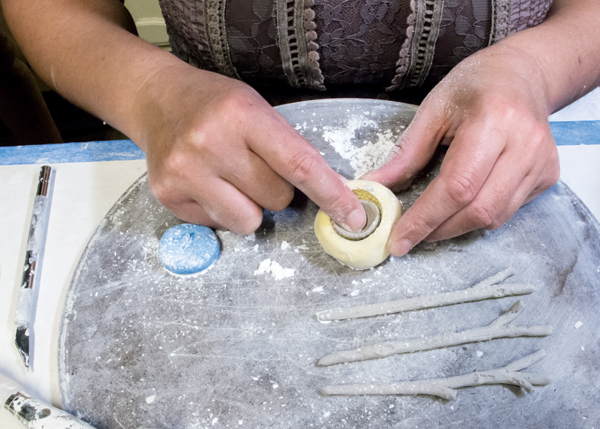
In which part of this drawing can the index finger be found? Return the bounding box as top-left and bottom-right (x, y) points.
(247, 108), (366, 231)
(388, 123), (505, 256)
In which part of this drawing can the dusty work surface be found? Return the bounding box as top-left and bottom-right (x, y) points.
(59, 100), (600, 428)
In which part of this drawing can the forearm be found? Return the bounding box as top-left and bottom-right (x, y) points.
(496, 0), (600, 114)
(1, 0), (185, 142)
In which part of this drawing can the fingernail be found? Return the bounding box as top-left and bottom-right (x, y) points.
(346, 208), (367, 232)
(390, 239), (413, 257)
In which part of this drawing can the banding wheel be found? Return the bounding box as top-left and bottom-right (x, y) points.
(314, 180), (402, 270)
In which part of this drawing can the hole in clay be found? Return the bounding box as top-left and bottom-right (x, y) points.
(332, 190), (382, 241)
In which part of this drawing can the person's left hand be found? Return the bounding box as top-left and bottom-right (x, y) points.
(362, 43), (560, 256)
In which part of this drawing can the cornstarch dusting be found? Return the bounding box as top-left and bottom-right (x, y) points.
(321, 115), (400, 178)
(254, 259), (295, 280)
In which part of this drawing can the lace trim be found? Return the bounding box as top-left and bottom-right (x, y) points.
(276, 0), (325, 91)
(158, 0), (214, 71)
(388, 0), (444, 91)
(510, 0), (552, 34)
(205, 0), (239, 78)
(488, 0), (511, 45)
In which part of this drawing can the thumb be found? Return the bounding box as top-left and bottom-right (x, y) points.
(361, 98), (450, 191)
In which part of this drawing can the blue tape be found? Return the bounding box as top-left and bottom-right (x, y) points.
(550, 121), (600, 146)
(0, 120), (598, 166)
(0, 140), (145, 165)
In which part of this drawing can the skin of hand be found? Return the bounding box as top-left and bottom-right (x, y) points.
(132, 64), (367, 234)
(363, 0), (600, 256)
(363, 45), (560, 255)
(2, 0), (366, 235)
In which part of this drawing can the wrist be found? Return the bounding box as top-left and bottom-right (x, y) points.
(127, 59), (208, 150)
(497, 37), (555, 117)
(482, 40), (553, 117)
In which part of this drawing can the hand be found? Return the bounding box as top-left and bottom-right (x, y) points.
(131, 64), (365, 234)
(363, 44), (560, 256)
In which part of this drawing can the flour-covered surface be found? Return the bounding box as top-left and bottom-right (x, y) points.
(59, 100), (600, 428)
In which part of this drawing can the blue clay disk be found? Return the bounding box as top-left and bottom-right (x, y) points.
(158, 224), (220, 275)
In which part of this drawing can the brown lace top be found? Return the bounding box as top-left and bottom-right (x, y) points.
(158, 0), (552, 92)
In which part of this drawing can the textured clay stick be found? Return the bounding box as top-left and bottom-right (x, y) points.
(316, 268), (531, 322)
(320, 350), (551, 399)
(317, 301), (552, 366)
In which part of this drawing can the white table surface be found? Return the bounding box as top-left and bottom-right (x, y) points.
(1, 91), (600, 427)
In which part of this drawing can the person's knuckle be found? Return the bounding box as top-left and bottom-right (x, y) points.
(148, 152), (191, 206)
(542, 169), (560, 190)
(285, 150), (318, 185)
(500, 103), (518, 122)
(446, 173), (479, 206)
(327, 191), (352, 218)
(525, 123), (549, 149)
(149, 178), (175, 206)
(236, 212), (263, 235)
(469, 202), (496, 229)
(403, 215), (439, 240)
(164, 150), (190, 174)
(211, 204), (261, 235)
(483, 95), (517, 122)
(217, 87), (259, 120)
(245, 215), (263, 234)
(220, 90), (248, 112)
(270, 187), (294, 211)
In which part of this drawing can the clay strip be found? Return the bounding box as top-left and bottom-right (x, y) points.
(316, 268), (533, 322)
(317, 301), (552, 366)
(320, 349), (550, 400)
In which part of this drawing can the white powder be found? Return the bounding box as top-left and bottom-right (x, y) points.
(254, 259), (271, 275)
(254, 259), (295, 280)
(281, 241), (290, 250)
(322, 115), (400, 179)
(145, 395), (155, 404)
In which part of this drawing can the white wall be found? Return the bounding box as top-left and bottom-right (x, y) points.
(124, 0), (170, 49)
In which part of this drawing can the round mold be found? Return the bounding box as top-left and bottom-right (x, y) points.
(158, 224), (220, 275)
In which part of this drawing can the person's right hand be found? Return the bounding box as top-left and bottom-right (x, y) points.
(130, 63), (366, 234)
(362, 44), (560, 256)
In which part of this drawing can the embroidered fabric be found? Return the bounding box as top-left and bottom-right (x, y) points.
(276, 0), (325, 90)
(206, 0), (239, 78)
(427, 0), (551, 86)
(510, 0), (552, 34)
(223, 0), (286, 85)
(218, 0), (325, 88)
(311, 0), (410, 85)
(159, 0), (214, 71)
(388, 0), (445, 91)
(427, 0), (493, 83)
(158, 0), (553, 91)
(489, 0), (510, 45)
